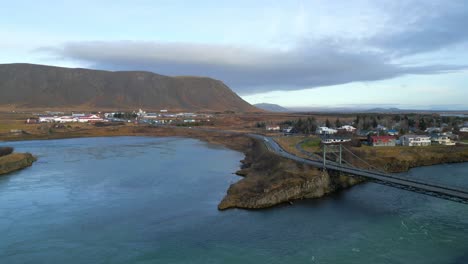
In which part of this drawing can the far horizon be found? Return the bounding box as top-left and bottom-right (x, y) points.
(1, 1), (468, 110)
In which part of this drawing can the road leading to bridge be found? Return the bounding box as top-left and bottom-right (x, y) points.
(249, 134), (468, 204)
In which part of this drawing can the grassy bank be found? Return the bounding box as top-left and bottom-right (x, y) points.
(0, 153), (36, 175)
(346, 145), (468, 173)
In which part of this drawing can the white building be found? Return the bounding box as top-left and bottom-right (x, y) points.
(144, 113), (159, 119)
(316, 127), (338, 135)
(266, 125), (281, 131)
(55, 116), (78, 123)
(39, 116), (56, 123)
(460, 127), (468, 133)
(400, 135), (431, 147)
(77, 115), (104, 123)
(339, 125), (356, 133)
(431, 134), (456, 146)
(283, 126), (294, 133)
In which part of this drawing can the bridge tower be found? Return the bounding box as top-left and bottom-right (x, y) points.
(321, 144), (343, 169)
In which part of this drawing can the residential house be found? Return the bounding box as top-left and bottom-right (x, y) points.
(338, 125), (356, 133)
(460, 127), (468, 133)
(369, 136), (396, 147)
(400, 135), (431, 147)
(316, 127), (338, 135)
(283, 126), (294, 134)
(425, 127), (442, 134)
(431, 134), (456, 146)
(266, 125), (281, 131)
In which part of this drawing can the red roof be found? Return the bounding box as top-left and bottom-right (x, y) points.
(370, 136), (395, 143)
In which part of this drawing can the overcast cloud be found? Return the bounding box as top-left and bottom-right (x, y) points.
(39, 1), (468, 95)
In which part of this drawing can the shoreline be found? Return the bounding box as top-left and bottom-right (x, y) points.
(2, 125), (468, 209)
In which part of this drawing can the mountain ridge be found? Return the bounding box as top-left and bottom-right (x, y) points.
(0, 63), (258, 112)
(254, 103), (290, 112)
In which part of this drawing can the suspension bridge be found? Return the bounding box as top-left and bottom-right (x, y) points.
(251, 134), (468, 204)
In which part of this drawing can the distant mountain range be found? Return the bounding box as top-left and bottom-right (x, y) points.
(254, 103), (290, 112)
(288, 106), (468, 114)
(0, 63), (259, 112)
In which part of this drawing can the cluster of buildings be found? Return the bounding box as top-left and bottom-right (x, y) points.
(369, 134), (456, 147)
(26, 109), (214, 126)
(316, 124), (461, 147)
(27, 113), (104, 124)
(136, 109), (212, 124)
(316, 125), (357, 135)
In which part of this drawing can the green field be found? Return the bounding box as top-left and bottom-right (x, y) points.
(301, 138), (321, 152)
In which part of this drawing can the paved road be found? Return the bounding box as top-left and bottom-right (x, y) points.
(250, 134), (468, 204)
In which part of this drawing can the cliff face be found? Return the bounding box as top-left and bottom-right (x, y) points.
(218, 139), (364, 210)
(0, 63), (258, 112)
(0, 153), (36, 175)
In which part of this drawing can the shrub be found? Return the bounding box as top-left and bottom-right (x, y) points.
(0, 147), (14, 157)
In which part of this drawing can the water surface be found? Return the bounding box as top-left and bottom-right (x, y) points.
(0, 137), (467, 264)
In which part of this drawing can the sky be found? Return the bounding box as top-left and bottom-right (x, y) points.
(1, 0), (468, 110)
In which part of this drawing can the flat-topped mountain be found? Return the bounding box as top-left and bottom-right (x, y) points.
(254, 103), (290, 112)
(0, 63), (258, 112)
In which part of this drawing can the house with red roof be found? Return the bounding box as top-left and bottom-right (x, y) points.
(369, 135), (396, 147)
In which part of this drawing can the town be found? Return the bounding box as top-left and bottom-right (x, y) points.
(24, 109), (213, 126)
(14, 110), (468, 148)
(262, 113), (468, 147)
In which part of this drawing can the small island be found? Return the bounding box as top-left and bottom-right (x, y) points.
(0, 147), (36, 176)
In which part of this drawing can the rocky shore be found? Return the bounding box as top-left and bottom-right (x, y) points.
(0, 152), (36, 176)
(218, 138), (365, 210)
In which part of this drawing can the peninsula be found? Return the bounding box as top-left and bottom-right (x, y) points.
(0, 147), (36, 176)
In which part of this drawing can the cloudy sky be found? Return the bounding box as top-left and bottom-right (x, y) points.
(1, 0), (468, 110)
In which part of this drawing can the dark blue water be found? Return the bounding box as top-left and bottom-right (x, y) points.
(0, 137), (467, 264)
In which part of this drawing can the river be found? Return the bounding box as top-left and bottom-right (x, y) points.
(0, 137), (467, 263)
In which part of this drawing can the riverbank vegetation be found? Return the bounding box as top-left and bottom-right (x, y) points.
(0, 151), (36, 176)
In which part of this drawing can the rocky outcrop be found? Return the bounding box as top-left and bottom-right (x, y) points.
(218, 139), (364, 210)
(0, 153), (36, 175)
